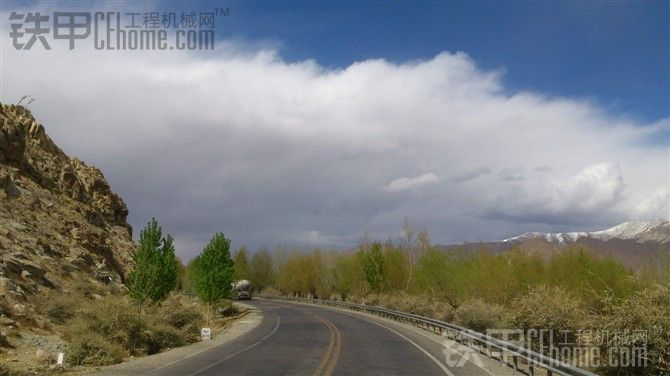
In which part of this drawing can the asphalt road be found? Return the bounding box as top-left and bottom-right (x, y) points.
(150, 299), (498, 376)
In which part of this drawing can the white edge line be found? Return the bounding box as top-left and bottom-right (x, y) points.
(337, 310), (455, 376)
(149, 311), (263, 373)
(188, 312), (281, 376)
(282, 299), (497, 376)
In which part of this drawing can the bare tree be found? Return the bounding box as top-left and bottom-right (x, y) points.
(399, 216), (417, 291)
(395, 217), (432, 291)
(418, 230), (431, 253)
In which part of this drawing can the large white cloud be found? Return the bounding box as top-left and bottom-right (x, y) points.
(1, 5), (668, 257)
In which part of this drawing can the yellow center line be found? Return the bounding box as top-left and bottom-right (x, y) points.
(313, 315), (341, 376)
(323, 317), (341, 376)
(313, 315), (336, 376)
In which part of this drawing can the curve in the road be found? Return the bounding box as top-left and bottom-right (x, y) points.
(154, 299), (493, 375)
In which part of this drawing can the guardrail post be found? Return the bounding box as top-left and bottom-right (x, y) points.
(513, 355), (518, 374)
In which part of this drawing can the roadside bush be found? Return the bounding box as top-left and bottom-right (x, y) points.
(381, 293), (454, 321)
(348, 293), (456, 323)
(506, 285), (586, 352)
(70, 297), (147, 355)
(145, 324), (184, 355)
(215, 300), (239, 317)
(454, 299), (507, 333)
(152, 294), (203, 338)
(66, 294), (204, 359)
(594, 284), (670, 375)
(68, 333), (126, 366)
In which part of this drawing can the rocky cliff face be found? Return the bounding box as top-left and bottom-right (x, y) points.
(0, 103), (135, 308)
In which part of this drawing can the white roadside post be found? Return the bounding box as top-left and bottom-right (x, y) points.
(201, 327), (212, 341)
(57, 352), (64, 366)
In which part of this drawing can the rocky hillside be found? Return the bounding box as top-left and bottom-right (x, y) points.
(0, 102), (135, 317)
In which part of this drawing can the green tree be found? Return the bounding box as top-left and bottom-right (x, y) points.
(276, 250), (327, 297)
(358, 241), (385, 292)
(383, 245), (409, 292)
(191, 233), (235, 304)
(249, 248), (274, 292)
(126, 218), (178, 304)
(233, 247), (250, 281)
(332, 254), (365, 299)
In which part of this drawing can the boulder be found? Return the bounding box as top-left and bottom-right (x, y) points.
(35, 349), (51, 363)
(0, 117), (26, 164)
(4, 175), (21, 198)
(12, 303), (26, 316)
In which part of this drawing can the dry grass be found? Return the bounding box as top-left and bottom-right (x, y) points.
(0, 364), (29, 376)
(64, 294), (204, 365)
(30, 287), (206, 367)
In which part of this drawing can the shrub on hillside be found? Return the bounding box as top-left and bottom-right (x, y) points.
(69, 297), (147, 355)
(453, 298), (507, 333)
(65, 294), (204, 360)
(34, 291), (86, 324)
(68, 333), (126, 366)
(144, 324), (184, 355)
(151, 294), (203, 343)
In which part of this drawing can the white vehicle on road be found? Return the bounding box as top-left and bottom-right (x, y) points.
(232, 279), (252, 300)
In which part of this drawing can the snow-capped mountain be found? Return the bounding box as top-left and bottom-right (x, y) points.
(501, 219), (670, 244)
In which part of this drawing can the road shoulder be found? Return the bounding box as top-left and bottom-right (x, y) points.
(84, 303), (262, 376)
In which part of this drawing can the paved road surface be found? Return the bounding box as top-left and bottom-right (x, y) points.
(149, 299), (501, 376)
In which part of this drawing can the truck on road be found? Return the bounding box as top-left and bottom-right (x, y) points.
(232, 279), (252, 300)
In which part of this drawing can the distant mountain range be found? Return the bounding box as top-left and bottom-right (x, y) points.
(437, 219), (670, 268)
(501, 219), (670, 245)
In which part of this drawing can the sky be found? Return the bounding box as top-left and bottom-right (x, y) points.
(1, 1), (669, 259)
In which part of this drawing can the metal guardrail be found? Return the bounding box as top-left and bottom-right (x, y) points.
(261, 295), (596, 376)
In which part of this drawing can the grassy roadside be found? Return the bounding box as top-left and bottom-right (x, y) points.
(0, 278), (244, 376)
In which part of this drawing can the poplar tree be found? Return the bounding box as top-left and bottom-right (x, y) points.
(358, 241), (385, 292)
(191, 233), (235, 304)
(233, 247), (250, 281)
(127, 218), (178, 304)
(249, 249), (274, 292)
